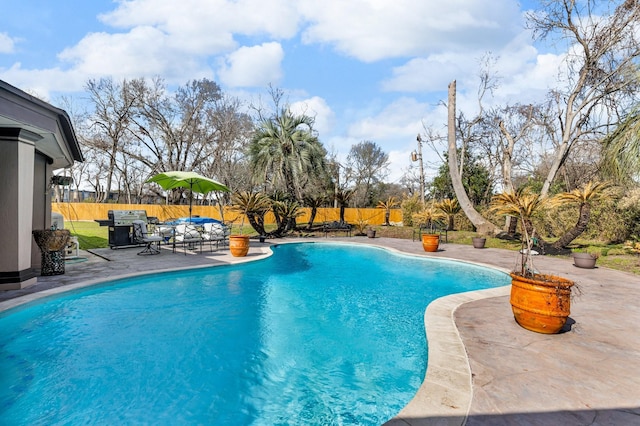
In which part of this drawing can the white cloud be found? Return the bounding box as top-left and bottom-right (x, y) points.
(217, 42), (284, 88)
(57, 26), (215, 83)
(0, 63), (85, 100)
(0, 33), (16, 54)
(348, 97), (430, 140)
(381, 53), (479, 92)
(298, 0), (522, 62)
(99, 0), (300, 40)
(291, 96), (335, 136)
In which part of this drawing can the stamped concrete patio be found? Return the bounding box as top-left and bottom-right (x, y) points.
(1, 237), (638, 425)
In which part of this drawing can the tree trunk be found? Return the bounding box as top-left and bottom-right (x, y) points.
(307, 207), (318, 230)
(247, 213), (266, 236)
(447, 80), (501, 236)
(498, 120), (515, 193)
(551, 203), (591, 250)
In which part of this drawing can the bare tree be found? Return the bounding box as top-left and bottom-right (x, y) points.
(447, 81), (501, 235)
(85, 78), (137, 202)
(200, 95), (254, 198)
(528, 0), (640, 196)
(345, 140), (389, 207)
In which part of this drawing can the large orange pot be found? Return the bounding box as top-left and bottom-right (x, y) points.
(509, 273), (574, 334)
(421, 234), (440, 252)
(229, 235), (250, 257)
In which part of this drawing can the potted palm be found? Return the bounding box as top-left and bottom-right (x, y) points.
(490, 189), (575, 334)
(412, 203), (447, 252)
(228, 192), (254, 257)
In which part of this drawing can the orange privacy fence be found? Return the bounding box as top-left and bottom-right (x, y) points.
(52, 203), (403, 226)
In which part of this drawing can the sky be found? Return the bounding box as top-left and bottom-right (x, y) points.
(0, 0), (565, 183)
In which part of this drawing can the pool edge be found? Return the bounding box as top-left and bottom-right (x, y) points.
(384, 285), (510, 425)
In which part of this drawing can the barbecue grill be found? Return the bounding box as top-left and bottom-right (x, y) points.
(95, 210), (158, 249)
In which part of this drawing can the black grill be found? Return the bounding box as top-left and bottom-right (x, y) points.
(95, 210), (157, 249)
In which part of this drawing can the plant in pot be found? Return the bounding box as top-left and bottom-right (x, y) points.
(228, 191), (257, 257)
(472, 236), (486, 249)
(353, 218), (369, 236)
(490, 188), (575, 334)
(366, 227), (376, 238)
(412, 203), (447, 252)
(572, 250), (599, 269)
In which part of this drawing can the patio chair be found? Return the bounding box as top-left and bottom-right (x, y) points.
(173, 224), (203, 254)
(132, 220), (163, 255)
(202, 222), (229, 251)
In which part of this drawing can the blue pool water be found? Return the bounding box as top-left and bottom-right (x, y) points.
(0, 243), (509, 425)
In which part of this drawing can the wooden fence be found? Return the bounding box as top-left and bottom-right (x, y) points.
(52, 203), (403, 226)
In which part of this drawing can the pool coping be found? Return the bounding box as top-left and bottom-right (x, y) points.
(385, 285), (510, 426)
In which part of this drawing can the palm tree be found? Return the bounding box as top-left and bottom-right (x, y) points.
(490, 188), (549, 273)
(549, 181), (615, 250)
(335, 188), (355, 223)
(436, 198), (461, 231)
(271, 199), (305, 236)
(601, 109), (640, 183)
(303, 193), (328, 230)
(376, 197), (400, 226)
(412, 203), (447, 234)
(490, 189), (547, 241)
(249, 108), (327, 203)
(229, 191), (271, 236)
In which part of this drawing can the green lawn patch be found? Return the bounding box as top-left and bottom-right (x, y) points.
(65, 221), (109, 249)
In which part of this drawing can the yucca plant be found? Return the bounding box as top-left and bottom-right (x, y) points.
(489, 188), (548, 276)
(412, 203), (447, 234)
(377, 196), (400, 226)
(548, 181), (616, 250)
(436, 198), (461, 231)
(229, 191), (271, 235)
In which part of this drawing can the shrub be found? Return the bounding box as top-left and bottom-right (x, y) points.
(401, 194), (423, 227)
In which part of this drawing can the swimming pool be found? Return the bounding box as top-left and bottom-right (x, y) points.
(0, 243), (509, 425)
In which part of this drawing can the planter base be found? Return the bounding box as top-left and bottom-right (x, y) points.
(573, 252), (597, 269)
(421, 234), (440, 252)
(229, 235), (250, 257)
(472, 237), (486, 249)
(510, 273), (574, 334)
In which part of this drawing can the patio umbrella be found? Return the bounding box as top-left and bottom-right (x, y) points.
(146, 171), (230, 221)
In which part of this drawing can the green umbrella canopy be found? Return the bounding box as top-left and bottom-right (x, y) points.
(146, 171), (230, 194)
(146, 171), (230, 220)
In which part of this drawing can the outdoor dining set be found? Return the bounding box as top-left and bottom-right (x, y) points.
(132, 219), (231, 256)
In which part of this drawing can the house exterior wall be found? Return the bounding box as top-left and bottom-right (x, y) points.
(31, 152), (51, 270)
(0, 80), (83, 290)
(0, 128), (39, 289)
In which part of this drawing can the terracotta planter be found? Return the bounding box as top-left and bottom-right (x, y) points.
(229, 235), (250, 257)
(472, 237), (486, 249)
(573, 252), (597, 269)
(421, 234), (440, 252)
(509, 273), (574, 334)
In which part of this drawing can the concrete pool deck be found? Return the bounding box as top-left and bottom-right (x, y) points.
(1, 237), (639, 425)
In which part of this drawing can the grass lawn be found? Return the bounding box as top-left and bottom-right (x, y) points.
(65, 220), (640, 275)
(65, 221), (109, 249)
